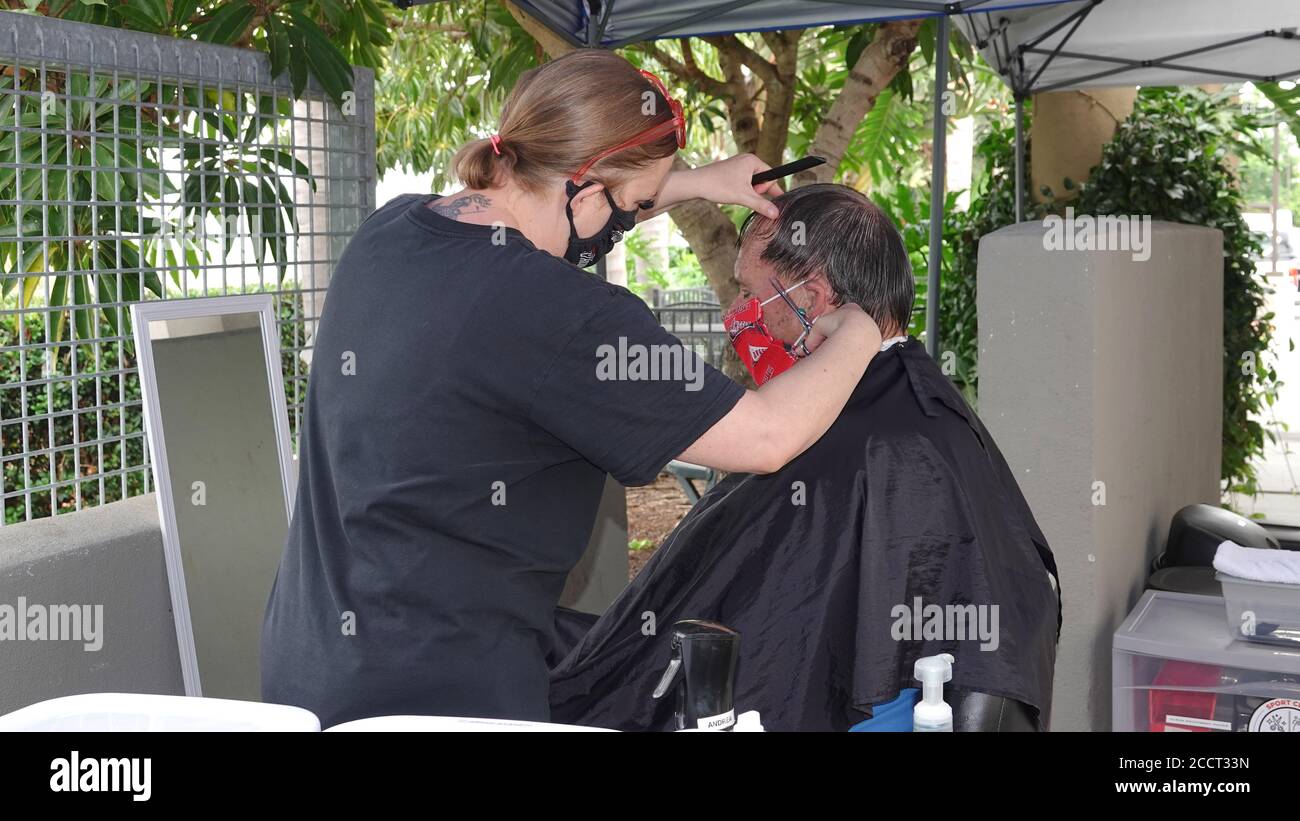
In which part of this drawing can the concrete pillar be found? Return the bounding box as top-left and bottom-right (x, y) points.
(1030, 88), (1136, 205)
(977, 220), (1223, 730)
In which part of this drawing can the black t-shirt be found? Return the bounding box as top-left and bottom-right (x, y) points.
(260, 194), (743, 727)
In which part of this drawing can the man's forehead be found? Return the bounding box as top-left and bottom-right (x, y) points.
(735, 235), (768, 275)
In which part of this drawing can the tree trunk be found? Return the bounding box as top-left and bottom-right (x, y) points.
(796, 19), (921, 186)
(665, 160), (742, 305)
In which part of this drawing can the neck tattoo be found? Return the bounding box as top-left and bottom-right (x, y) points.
(429, 193), (493, 220)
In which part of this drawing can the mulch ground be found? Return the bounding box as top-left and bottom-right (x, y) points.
(625, 472), (694, 580)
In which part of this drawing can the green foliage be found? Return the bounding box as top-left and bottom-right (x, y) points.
(9, 1), (377, 344)
(6, 3), (354, 522)
(0, 310), (145, 523)
(36, 0), (393, 109)
(374, 1), (538, 185)
(0, 69), (309, 344)
(1074, 87), (1274, 493)
(940, 115), (1042, 404)
(622, 233), (708, 300)
(0, 286), (302, 523)
(1256, 81), (1300, 144)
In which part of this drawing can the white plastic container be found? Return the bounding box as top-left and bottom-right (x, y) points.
(0, 693), (320, 732)
(325, 715), (615, 732)
(1113, 591), (1300, 732)
(1216, 572), (1300, 648)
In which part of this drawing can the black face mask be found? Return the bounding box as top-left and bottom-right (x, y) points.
(563, 180), (639, 268)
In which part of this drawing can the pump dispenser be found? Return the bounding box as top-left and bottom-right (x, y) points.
(913, 653), (955, 732)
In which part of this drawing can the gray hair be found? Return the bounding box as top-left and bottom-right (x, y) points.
(737, 183), (914, 332)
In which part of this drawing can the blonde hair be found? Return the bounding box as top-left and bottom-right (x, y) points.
(453, 50), (679, 193)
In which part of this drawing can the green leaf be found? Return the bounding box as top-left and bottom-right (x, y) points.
(257, 148), (313, 186)
(845, 26), (871, 69)
(289, 11), (355, 107)
(191, 0), (255, 46)
(170, 0), (201, 27)
(266, 16), (291, 81)
(72, 273), (93, 342)
(286, 24), (309, 99)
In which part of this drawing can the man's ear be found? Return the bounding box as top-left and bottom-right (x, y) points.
(803, 275), (836, 317)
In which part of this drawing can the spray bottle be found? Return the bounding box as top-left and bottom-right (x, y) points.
(913, 653), (955, 732)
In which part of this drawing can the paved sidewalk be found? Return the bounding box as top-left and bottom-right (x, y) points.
(1233, 435), (1300, 524)
(1232, 272), (1300, 523)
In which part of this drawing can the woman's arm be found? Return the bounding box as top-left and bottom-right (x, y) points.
(641, 154), (781, 220)
(677, 303), (881, 474)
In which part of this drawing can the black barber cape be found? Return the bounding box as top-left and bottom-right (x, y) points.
(549, 338), (1061, 731)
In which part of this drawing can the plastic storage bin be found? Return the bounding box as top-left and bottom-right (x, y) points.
(1216, 571), (1300, 648)
(1113, 591), (1300, 732)
(0, 693), (320, 732)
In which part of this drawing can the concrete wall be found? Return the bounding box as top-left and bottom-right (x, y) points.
(0, 474), (626, 714)
(0, 495), (184, 715)
(978, 220), (1223, 731)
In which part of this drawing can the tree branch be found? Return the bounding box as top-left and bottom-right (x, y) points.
(641, 40), (727, 98)
(797, 19), (921, 185)
(665, 157), (743, 307)
(703, 34), (777, 88)
(754, 31), (801, 167)
(713, 36), (761, 155)
(500, 0), (574, 58)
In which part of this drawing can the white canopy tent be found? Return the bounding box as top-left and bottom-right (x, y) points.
(406, 0), (1300, 354)
(963, 0), (1300, 94)
(959, 0), (1300, 223)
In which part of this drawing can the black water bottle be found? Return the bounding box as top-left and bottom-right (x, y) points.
(651, 620), (740, 731)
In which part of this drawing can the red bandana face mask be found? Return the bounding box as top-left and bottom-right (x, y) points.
(722, 279), (814, 386)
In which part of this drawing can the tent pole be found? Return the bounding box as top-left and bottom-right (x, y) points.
(592, 4), (605, 285)
(1014, 95), (1025, 223)
(926, 14), (949, 359)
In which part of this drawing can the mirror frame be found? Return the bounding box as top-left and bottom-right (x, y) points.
(131, 294), (296, 697)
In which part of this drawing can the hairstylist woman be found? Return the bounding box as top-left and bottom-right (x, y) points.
(261, 49), (881, 727)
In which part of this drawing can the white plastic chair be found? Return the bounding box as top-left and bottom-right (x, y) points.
(0, 692), (320, 732)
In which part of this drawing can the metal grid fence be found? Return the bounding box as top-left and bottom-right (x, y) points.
(650, 288), (727, 372)
(0, 12), (374, 524)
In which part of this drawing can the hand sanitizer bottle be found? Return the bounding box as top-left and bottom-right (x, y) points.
(913, 653), (955, 732)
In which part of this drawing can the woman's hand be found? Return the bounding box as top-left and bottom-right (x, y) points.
(652, 154), (781, 219)
(802, 303), (882, 356)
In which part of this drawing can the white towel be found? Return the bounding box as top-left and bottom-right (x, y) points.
(1213, 540), (1300, 585)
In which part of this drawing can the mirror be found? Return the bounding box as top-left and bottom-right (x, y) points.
(131, 295), (295, 700)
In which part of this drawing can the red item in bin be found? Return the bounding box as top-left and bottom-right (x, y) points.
(1149, 660), (1221, 732)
